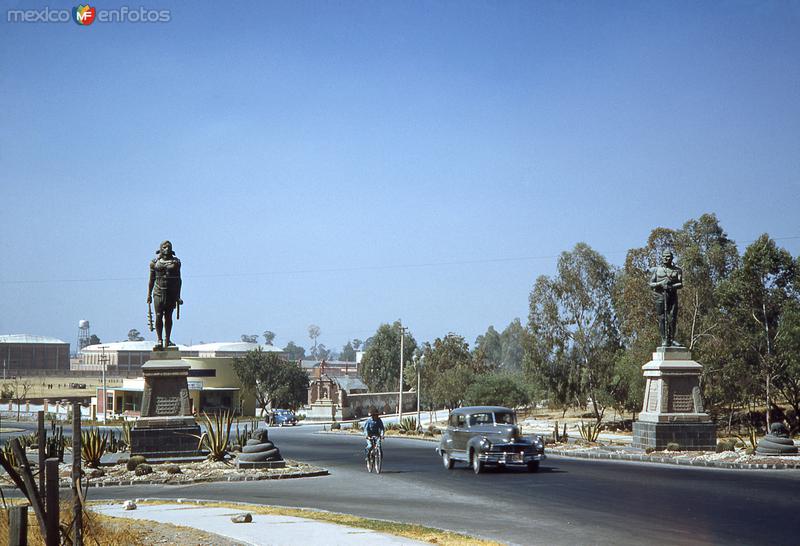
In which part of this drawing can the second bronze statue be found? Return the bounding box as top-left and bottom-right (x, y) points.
(147, 240), (183, 350)
(649, 250), (683, 347)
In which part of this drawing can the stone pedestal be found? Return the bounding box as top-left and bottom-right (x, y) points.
(130, 349), (201, 458)
(632, 347), (716, 451)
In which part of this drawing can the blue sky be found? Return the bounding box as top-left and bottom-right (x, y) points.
(1, 1), (798, 353)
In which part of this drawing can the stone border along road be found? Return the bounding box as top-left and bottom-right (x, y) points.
(56, 467), (329, 489)
(546, 447), (800, 470)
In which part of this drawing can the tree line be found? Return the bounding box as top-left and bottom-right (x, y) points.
(356, 214), (799, 432)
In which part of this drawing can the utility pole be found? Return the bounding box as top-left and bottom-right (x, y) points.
(416, 353), (423, 430)
(99, 346), (109, 421)
(398, 324), (408, 422)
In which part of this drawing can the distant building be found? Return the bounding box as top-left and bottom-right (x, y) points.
(75, 340), (285, 375)
(90, 341), (283, 418)
(74, 341), (195, 375)
(0, 334), (70, 373)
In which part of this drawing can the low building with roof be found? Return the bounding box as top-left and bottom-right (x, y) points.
(0, 334), (70, 373)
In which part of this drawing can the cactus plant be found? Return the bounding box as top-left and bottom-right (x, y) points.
(577, 421), (602, 442)
(126, 455), (147, 471)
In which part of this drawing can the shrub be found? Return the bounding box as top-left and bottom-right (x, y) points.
(126, 455), (147, 471)
(134, 463), (153, 476)
(166, 465), (182, 474)
(716, 439), (736, 453)
(330, 422), (341, 430)
(666, 442), (681, 451)
(645, 447), (655, 454)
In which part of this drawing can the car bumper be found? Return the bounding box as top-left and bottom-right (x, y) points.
(478, 452), (545, 465)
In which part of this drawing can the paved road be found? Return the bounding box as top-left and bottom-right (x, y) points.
(78, 425), (800, 545)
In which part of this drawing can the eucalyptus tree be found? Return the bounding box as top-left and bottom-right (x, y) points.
(717, 235), (798, 428)
(526, 243), (620, 423)
(358, 321), (417, 392)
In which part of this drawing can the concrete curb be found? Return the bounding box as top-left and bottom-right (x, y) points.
(58, 468), (329, 489)
(548, 448), (800, 470)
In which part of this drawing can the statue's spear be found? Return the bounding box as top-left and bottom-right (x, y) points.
(176, 300), (181, 321)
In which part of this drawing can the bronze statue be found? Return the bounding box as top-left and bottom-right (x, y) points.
(147, 240), (183, 350)
(649, 250), (683, 347)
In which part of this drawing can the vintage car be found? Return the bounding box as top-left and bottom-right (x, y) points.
(270, 409), (298, 426)
(436, 406), (545, 474)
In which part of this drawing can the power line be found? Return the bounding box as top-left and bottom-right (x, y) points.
(1, 235), (798, 286)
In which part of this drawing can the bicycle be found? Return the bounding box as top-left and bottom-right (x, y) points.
(366, 436), (383, 474)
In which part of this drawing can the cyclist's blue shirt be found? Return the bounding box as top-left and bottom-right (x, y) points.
(364, 417), (385, 437)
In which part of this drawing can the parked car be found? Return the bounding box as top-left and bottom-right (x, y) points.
(271, 409), (298, 427)
(436, 406), (545, 474)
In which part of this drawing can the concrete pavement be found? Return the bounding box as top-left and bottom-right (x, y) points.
(91, 502), (428, 546)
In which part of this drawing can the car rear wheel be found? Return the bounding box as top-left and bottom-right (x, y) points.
(442, 451), (454, 470)
(527, 461), (540, 473)
(471, 451), (483, 474)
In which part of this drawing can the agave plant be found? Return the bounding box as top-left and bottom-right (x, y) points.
(0, 441), (19, 468)
(193, 410), (234, 462)
(81, 428), (109, 468)
(400, 417), (418, 434)
(577, 421), (602, 443)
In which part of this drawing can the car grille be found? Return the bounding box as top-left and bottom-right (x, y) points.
(489, 444), (530, 454)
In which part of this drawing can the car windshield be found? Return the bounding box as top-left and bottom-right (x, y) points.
(468, 413), (493, 426)
(493, 412), (515, 425)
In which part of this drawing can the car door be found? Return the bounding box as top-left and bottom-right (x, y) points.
(451, 413), (470, 457)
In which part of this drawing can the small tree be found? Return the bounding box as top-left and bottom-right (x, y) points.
(308, 325), (321, 357)
(358, 322), (417, 392)
(465, 373), (530, 408)
(262, 330), (276, 345)
(4, 377), (33, 421)
(127, 329), (145, 341)
(232, 349), (309, 415)
(282, 341), (306, 361)
(241, 334), (259, 343)
(340, 341), (357, 362)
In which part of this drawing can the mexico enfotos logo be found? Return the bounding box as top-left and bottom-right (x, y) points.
(7, 4), (171, 24)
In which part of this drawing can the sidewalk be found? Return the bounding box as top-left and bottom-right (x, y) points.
(91, 502), (428, 545)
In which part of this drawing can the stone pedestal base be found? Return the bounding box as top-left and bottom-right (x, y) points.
(632, 421), (717, 451)
(130, 350), (201, 458)
(633, 346), (717, 451)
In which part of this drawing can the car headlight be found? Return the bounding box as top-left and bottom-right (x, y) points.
(480, 437), (491, 449)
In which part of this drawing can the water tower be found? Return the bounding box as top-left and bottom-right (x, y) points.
(78, 320), (91, 353)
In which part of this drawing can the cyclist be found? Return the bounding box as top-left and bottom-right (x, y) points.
(363, 409), (385, 460)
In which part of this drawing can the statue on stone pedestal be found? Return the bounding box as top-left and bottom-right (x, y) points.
(147, 240), (183, 350)
(649, 250), (683, 347)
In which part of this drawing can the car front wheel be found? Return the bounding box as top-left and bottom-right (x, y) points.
(442, 451), (454, 470)
(471, 452), (483, 474)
